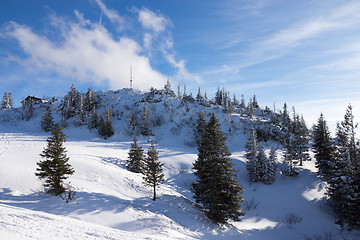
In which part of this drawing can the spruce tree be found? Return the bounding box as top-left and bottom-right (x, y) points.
(142, 141), (164, 201)
(194, 111), (206, 145)
(193, 113), (244, 224)
(140, 102), (152, 136)
(245, 131), (277, 184)
(1, 92), (9, 109)
(89, 106), (99, 129)
(164, 79), (175, 97)
(127, 136), (145, 173)
(312, 113), (336, 179)
(328, 105), (360, 229)
(98, 108), (114, 139)
(283, 132), (299, 176)
(245, 129), (259, 182)
(264, 148), (277, 184)
(35, 124), (74, 195)
(85, 87), (96, 111)
(41, 107), (55, 132)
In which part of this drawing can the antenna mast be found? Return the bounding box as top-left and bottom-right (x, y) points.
(130, 66), (133, 89)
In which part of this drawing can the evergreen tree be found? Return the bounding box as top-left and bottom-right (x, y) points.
(142, 141), (164, 201)
(283, 131), (299, 176)
(193, 113), (244, 224)
(177, 84), (182, 99)
(1, 92), (10, 109)
(240, 94), (246, 110)
(127, 136), (145, 173)
(245, 130), (277, 184)
(196, 87), (204, 103)
(328, 104), (360, 229)
(98, 108), (114, 139)
(312, 113), (336, 179)
(140, 102), (152, 136)
(35, 124), (74, 195)
(264, 148), (277, 184)
(89, 106), (99, 129)
(194, 111), (206, 145)
(164, 79), (175, 97)
(41, 107), (54, 132)
(245, 129), (260, 182)
(232, 94), (240, 106)
(292, 112), (310, 166)
(85, 87), (96, 111)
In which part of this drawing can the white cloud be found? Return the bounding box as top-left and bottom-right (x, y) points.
(134, 7), (199, 84)
(137, 7), (169, 33)
(5, 17), (166, 91)
(94, 0), (125, 29)
(164, 52), (201, 83)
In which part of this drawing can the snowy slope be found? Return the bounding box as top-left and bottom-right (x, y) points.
(0, 203), (173, 240)
(0, 89), (359, 240)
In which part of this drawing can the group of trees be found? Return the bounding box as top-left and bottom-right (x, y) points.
(313, 104), (360, 229)
(127, 137), (164, 201)
(244, 129), (277, 184)
(1, 92), (13, 109)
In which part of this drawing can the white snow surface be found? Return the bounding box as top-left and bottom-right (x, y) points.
(0, 89), (359, 240)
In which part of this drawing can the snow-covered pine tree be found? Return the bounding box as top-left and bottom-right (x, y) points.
(98, 108), (114, 139)
(41, 107), (54, 132)
(194, 111), (206, 145)
(1, 92), (9, 109)
(127, 136), (145, 173)
(283, 131), (299, 176)
(312, 113), (336, 180)
(292, 112), (310, 166)
(240, 94), (246, 111)
(140, 102), (152, 136)
(74, 92), (87, 126)
(85, 87), (96, 111)
(35, 123), (74, 195)
(7, 92), (13, 108)
(196, 87), (204, 103)
(193, 113), (244, 224)
(264, 148), (277, 184)
(245, 129), (259, 182)
(177, 84), (182, 99)
(89, 106), (99, 129)
(257, 145), (269, 182)
(142, 141), (164, 201)
(328, 104), (360, 229)
(164, 79), (175, 97)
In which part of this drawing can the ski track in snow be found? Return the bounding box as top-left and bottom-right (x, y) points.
(0, 132), (10, 156)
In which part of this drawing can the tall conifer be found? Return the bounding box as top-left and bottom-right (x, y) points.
(142, 141), (164, 201)
(193, 113), (244, 224)
(35, 124), (74, 195)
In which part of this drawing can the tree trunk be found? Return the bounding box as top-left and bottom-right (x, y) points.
(152, 183), (156, 201)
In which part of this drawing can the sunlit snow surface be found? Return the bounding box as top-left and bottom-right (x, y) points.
(0, 90), (359, 239)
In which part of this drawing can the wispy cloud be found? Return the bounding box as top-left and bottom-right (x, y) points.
(250, 1), (360, 62)
(94, 0), (125, 29)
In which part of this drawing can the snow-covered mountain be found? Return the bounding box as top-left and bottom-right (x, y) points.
(0, 88), (359, 240)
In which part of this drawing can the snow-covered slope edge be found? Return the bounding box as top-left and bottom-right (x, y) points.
(0, 203), (178, 240)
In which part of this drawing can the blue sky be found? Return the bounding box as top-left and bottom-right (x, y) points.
(1, 0), (360, 131)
